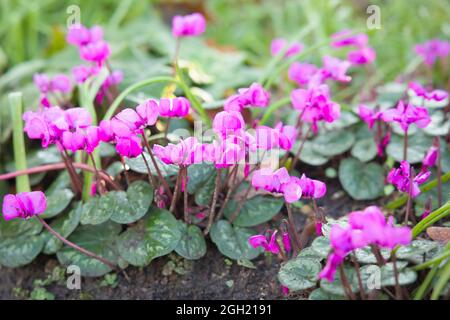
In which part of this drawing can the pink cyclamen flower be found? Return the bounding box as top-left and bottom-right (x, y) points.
(224, 83), (270, 112)
(347, 47), (376, 65)
(248, 230), (280, 254)
(153, 137), (203, 166)
(116, 134), (142, 158)
(408, 82), (448, 102)
(2, 191), (47, 220)
(136, 99), (160, 127)
(288, 62), (319, 86)
(415, 39), (450, 66)
(382, 100), (431, 133)
(34, 73), (73, 96)
(72, 65), (95, 84)
(111, 108), (144, 137)
(274, 122), (298, 151)
(213, 110), (245, 138)
(331, 30), (368, 48)
(252, 168), (303, 203)
(292, 174), (327, 199)
(66, 24), (103, 47)
(270, 38), (303, 58)
(158, 97), (190, 118)
(422, 145), (438, 169)
(321, 56), (352, 83)
(358, 104), (383, 129)
(387, 161), (431, 198)
(172, 13), (206, 37)
(282, 232), (292, 253)
(80, 41), (110, 66)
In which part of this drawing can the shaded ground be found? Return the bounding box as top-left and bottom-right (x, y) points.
(0, 163), (385, 300)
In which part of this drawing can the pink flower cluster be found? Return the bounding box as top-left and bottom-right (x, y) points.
(153, 137), (204, 166)
(409, 82), (448, 102)
(255, 122), (298, 151)
(33, 73), (73, 108)
(172, 13), (206, 38)
(319, 206), (412, 282)
(331, 30), (376, 65)
(67, 24), (110, 66)
(291, 84), (341, 133)
(2, 191), (47, 220)
(252, 167), (326, 203)
(23, 106), (102, 154)
(224, 83), (270, 112)
(270, 38), (303, 58)
(99, 97), (189, 158)
(415, 39), (450, 66)
(387, 161), (430, 198)
(248, 230), (291, 254)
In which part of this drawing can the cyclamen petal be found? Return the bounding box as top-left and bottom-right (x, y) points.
(159, 97), (190, 118)
(271, 38), (303, 58)
(288, 62), (318, 86)
(80, 41), (110, 65)
(213, 110), (245, 138)
(136, 99), (159, 126)
(116, 134), (142, 158)
(347, 46), (376, 65)
(2, 191), (47, 220)
(422, 146), (438, 169)
(331, 30), (368, 48)
(172, 13), (206, 38)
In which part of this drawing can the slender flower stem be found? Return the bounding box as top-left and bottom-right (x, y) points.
(0, 162), (121, 191)
(404, 167), (414, 225)
(371, 245), (385, 266)
(204, 169), (222, 235)
(285, 203), (301, 254)
(436, 138), (442, 207)
(183, 167), (189, 223)
(281, 109), (306, 167)
(291, 124), (312, 170)
(141, 133), (173, 198)
(140, 152), (157, 189)
(89, 153), (104, 195)
(60, 151), (83, 194)
(169, 172), (181, 213)
(403, 130), (408, 161)
(392, 253), (403, 300)
(339, 265), (356, 300)
(36, 216), (116, 270)
(351, 253), (366, 300)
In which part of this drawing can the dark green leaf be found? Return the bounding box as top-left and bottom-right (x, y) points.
(175, 222), (206, 260)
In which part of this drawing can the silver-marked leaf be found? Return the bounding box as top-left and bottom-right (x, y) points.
(278, 258), (321, 291)
(424, 112), (450, 136)
(309, 288), (346, 300)
(187, 163), (216, 194)
(351, 138), (377, 163)
(339, 158), (384, 200)
(125, 152), (178, 176)
(320, 266), (359, 296)
(297, 141), (329, 166)
(380, 262), (417, 286)
(81, 192), (120, 225)
(224, 196), (284, 227)
(195, 172), (217, 206)
(312, 130), (355, 157)
(116, 208), (181, 266)
(396, 240), (440, 264)
(56, 221), (121, 277)
(298, 247), (325, 261)
(111, 181), (153, 224)
(40, 188), (74, 219)
(386, 133), (433, 164)
(354, 247), (391, 264)
(210, 220), (261, 260)
(175, 222), (206, 260)
(310, 236), (331, 259)
(42, 203), (82, 254)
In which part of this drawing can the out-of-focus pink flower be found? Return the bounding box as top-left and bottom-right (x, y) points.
(331, 30), (368, 48)
(281, 285), (290, 296)
(377, 131), (391, 157)
(248, 230), (280, 254)
(136, 99), (159, 127)
(318, 252), (344, 282)
(292, 174), (326, 199)
(34, 73), (73, 97)
(288, 62), (319, 86)
(158, 97), (190, 118)
(153, 137), (204, 166)
(408, 82), (448, 102)
(67, 24), (103, 47)
(274, 122), (298, 151)
(382, 100), (431, 133)
(387, 161), (431, 198)
(415, 39), (450, 66)
(224, 83), (270, 112)
(347, 46), (376, 65)
(116, 134), (142, 158)
(80, 41), (110, 66)
(2, 191), (47, 220)
(61, 129), (86, 153)
(270, 38), (303, 58)
(422, 145), (438, 169)
(282, 232), (292, 253)
(315, 222), (323, 236)
(172, 13), (206, 37)
(99, 120), (114, 142)
(213, 110), (245, 138)
(358, 104), (382, 129)
(321, 56), (351, 83)
(72, 65), (95, 83)
(33, 74), (51, 93)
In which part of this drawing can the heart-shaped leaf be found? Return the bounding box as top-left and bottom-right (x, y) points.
(80, 192), (120, 225)
(296, 141), (329, 166)
(351, 138), (377, 163)
(175, 222), (206, 260)
(339, 158), (384, 200)
(310, 236), (331, 259)
(320, 266), (359, 296)
(386, 133), (433, 164)
(116, 208), (181, 266)
(380, 262), (417, 286)
(278, 258), (321, 291)
(309, 288), (346, 300)
(187, 163), (217, 194)
(42, 202), (82, 254)
(56, 221), (121, 277)
(40, 188), (74, 219)
(354, 247), (391, 264)
(125, 152), (178, 176)
(223, 195), (284, 227)
(312, 130), (355, 157)
(396, 239), (440, 264)
(210, 220), (261, 260)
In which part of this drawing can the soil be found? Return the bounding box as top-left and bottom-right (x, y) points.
(0, 163), (385, 300)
